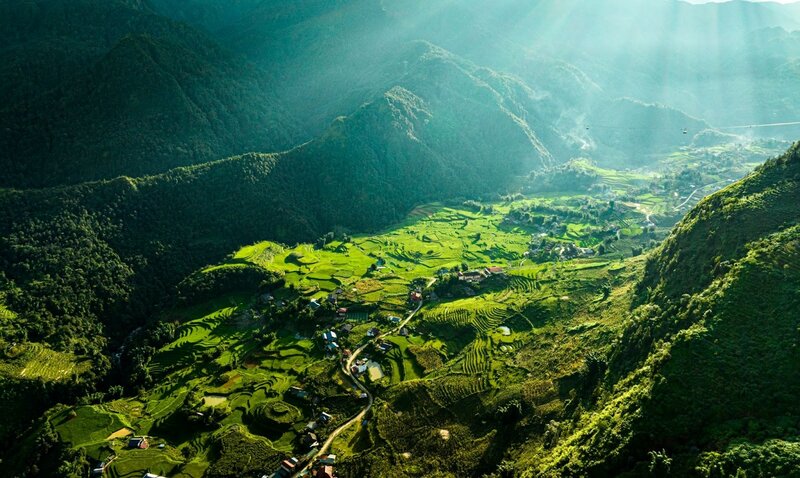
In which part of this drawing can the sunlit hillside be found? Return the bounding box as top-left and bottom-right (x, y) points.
(0, 1), (798, 477)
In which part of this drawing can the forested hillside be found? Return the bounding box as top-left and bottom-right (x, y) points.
(0, 43), (566, 356)
(2, 1), (800, 476)
(0, 0), (302, 188)
(522, 143), (800, 477)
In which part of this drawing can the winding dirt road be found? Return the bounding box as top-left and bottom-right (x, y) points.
(295, 295), (427, 475)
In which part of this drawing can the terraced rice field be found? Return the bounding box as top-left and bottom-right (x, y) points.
(458, 338), (492, 375)
(424, 300), (511, 334)
(54, 406), (127, 447)
(10, 343), (91, 381)
(428, 375), (491, 407)
(106, 449), (183, 478)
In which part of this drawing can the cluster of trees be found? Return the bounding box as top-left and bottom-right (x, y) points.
(176, 265), (282, 306)
(507, 198), (614, 229)
(462, 200), (495, 214)
(314, 230), (352, 249)
(522, 160), (599, 194)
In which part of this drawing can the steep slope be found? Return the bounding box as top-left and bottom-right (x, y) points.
(523, 143), (800, 477)
(586, 98), (709, 167)
(212, 0), (800, 139)
(147, 0), (266, 32)
(0, 0), (301, 188)
(0, 45), (567, 355)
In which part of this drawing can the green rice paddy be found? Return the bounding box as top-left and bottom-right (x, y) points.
(50, 194), (658, 475)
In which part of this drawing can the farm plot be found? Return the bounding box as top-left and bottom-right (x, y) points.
(427, 375), (491, 408)
(54, 406), (127, 448)
(423, 299), (512, 334)
(106, 448), (184, 478)
(457, 337), (492, 375)
(10, 343), (91, 381)
(383, 337), (424, 384)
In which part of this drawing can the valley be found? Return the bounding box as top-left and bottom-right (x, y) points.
(2, 1), (800, 477)
(2, 140), (790, 477)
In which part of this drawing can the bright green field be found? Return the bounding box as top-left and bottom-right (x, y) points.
(49, 195), (658, 476)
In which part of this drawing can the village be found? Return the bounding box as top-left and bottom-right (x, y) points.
(56, 195), (666, 478)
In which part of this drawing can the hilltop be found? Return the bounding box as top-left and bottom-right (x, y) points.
(0, 42), (570, 358)
(0, 0), (302, 188)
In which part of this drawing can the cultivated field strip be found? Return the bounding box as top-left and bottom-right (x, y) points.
(428, 375), (491, 407)
(425, 302), (510, 334)
(460, 338), (491, 374)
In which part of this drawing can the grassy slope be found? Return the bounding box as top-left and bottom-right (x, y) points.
(523, 143), (800, 477)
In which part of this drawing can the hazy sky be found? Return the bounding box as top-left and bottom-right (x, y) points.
(683, 0), (800, 3)
(686, 0), (800, 3)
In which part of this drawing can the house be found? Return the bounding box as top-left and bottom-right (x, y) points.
(92, 460), (110, 477)
(143, 474), (167, 478)
(319, 412), (333, 423)
(458, 270), (486, 283)
(280, 457), (299, 474)
(336, 307), (348, 317)
(378, 343), (393, 353)
(398, 326), (409, 337)
(351, 364), (368, 375)
(308, 299), (321, 311)
(342, 348), (352, 358)
(485, 266), (505, 275)
(315, 465), (335, 478)
(301, 432), (319, 449)
(128, 437), (148, 449)
(325, 342), (339, 353)
(319, 454), (336, 465)
(305, 421), (318, 431)
(388, 316), (401, 324)
(339, 324), (353, 335)
(289, 386), (309, 399)
(305, 446), (320, 462)
(497, 326), (512, 336)
(366, 327), (380, 338)
(359, 392), (368, 400)
(409, 291), (423, 302)
(323, 330), (337, 342)
(327, 293), (337, 304)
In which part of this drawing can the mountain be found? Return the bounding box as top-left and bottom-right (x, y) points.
(7, 0), (791, 190)
(525, 143), (800, 477)
(586, 98), (709, 167)
(0, 42), (568, 355)
(0, 0), (302, 188)
(201, 0), (800, 138)
(146, 0), (266, 32)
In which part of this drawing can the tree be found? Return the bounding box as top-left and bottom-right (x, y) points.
(648, 450), (672, 477)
